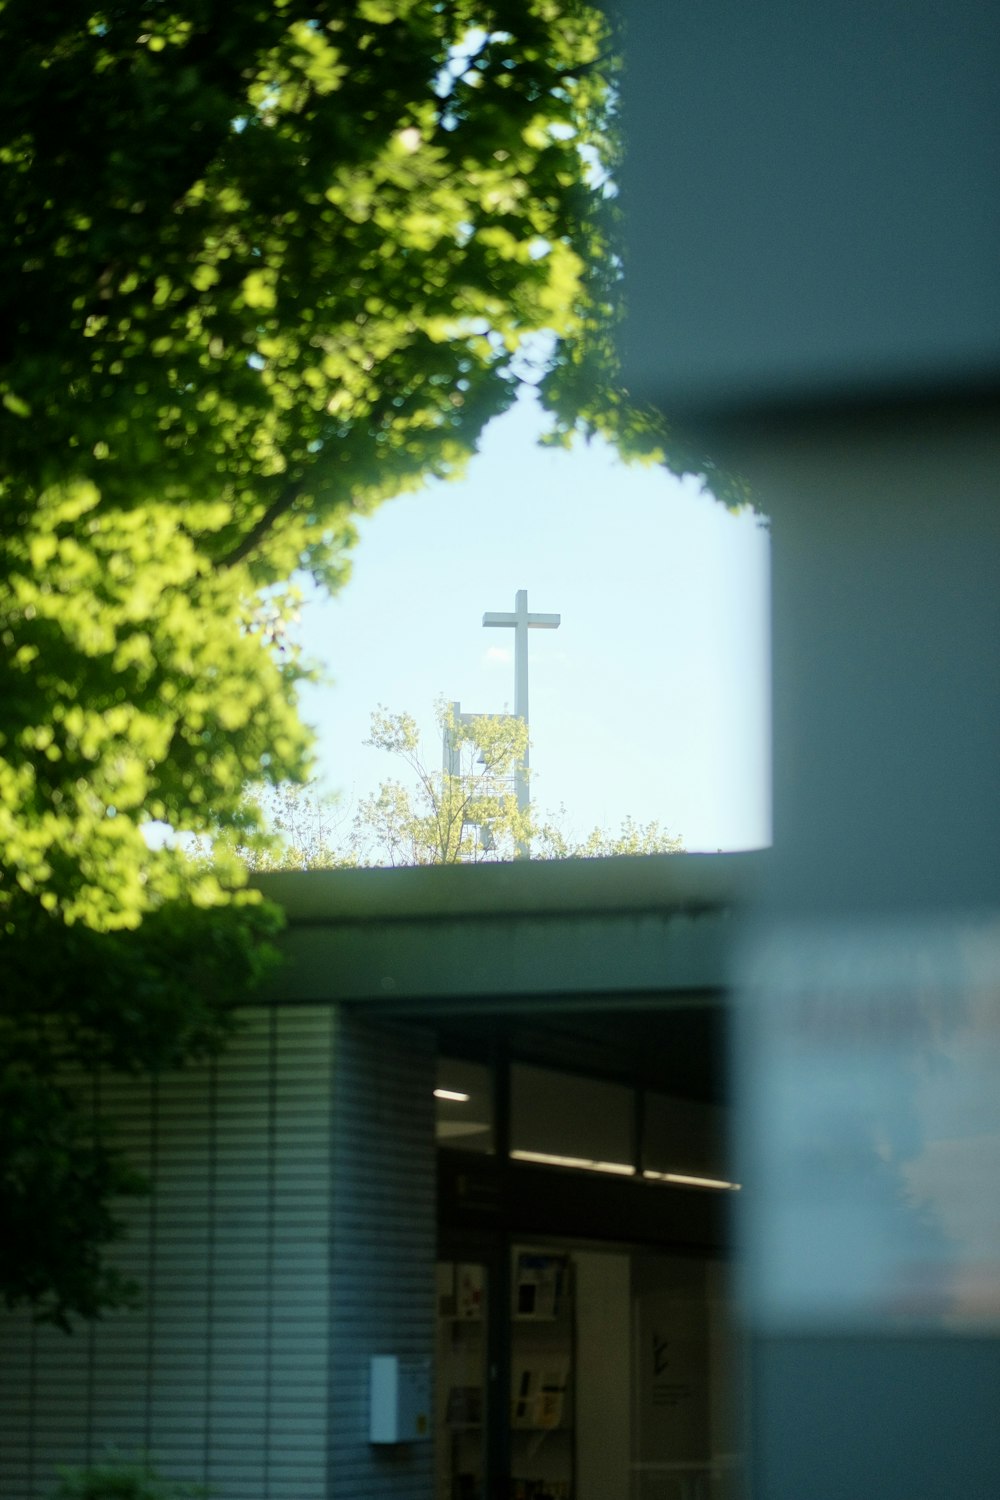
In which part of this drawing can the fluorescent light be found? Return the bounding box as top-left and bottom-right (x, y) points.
(434, 1088), (470, 1103)
(509, 1149), (636, 1177)
(642, 1169), (742, 1192)
(505, 1150), (740, 1189)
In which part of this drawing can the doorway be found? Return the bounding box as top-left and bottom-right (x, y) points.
(432, 1003), (743, 1500)
(435, 1237), (743, 1500)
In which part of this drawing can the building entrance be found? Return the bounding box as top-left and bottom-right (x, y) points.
(432, 1005), (744, 1500)
(435, 1238), (743, 1500)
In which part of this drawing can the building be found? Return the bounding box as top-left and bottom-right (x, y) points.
(9, 5), (999, 1495)
(1, 853), (759, 1500)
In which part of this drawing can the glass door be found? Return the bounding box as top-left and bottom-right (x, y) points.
(437, 1260), (489, 1500)
(510, 1247), (574, 1500)
(630, 1255), (744, 1500)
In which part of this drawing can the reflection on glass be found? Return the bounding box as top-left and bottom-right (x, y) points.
(631, 1254), (745, 1500)
(643, 1092), (727, 1184)
(742, 920), (1000, 1332)
(436, 1059), (494, 1154)
(436, 1261), (487, 1500)
(511, 1246), (574, 1498)
(511, 1064), (633, 1171)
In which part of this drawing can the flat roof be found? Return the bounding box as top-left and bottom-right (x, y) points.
(253, 850), (768, 926)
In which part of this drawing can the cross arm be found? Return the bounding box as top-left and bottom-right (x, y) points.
(482, 611), (561, 629)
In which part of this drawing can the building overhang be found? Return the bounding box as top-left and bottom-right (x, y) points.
(253, 851), (766, 1010)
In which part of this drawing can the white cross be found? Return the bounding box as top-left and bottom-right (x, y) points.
(482, 590), (561, 842)
(482, 589), (561, 723)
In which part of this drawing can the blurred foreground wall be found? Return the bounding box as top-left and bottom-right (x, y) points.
(620, 4), (1000, 1495)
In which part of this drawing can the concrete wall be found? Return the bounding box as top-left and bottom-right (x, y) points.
(0, 1007), (438, 1500)
(328, 1013), (436, 1500)
(1, 1006), (334, 1499)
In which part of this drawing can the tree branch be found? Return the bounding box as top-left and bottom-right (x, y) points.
(213, 479), (304, 570)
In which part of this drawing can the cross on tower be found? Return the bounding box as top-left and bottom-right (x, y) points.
(483, 589), (561, 839)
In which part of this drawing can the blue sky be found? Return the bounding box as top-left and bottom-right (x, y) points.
(297, 391), (771, 853)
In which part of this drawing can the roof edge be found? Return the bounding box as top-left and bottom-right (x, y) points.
(252, 850), (769, 925)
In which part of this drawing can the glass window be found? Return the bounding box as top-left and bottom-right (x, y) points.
(642, 1092), (727, 1185)
(436, 1260), (488, 1498)
(435, 1058), (494, 1154)
(511, 1064), (634, 1173)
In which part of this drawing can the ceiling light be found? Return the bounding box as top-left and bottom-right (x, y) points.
(509, 1149), (636, 1177)
(642, 1169), (741, 1192)
(434, 1088), (470, 1102)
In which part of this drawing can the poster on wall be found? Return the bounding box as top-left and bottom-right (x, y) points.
(514, 1253), (565, 1319)
(456, 1263), (485, 1320)
(510, 1360), (570, 1430)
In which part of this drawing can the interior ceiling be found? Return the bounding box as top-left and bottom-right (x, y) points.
(434, 999), (728, 1104)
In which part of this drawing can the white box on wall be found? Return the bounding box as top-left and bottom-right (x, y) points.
(369, 1355), (432, 1444)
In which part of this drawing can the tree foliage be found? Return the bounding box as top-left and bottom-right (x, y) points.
(0, 0), (703, 1322)
(245, 704), (683, 869)
(2, 896), (283, 1328)
(0, 0), (702, 924)
(1, 0), (633, 931)
(237, 779), (352, 873)
(48, 1452), (208, 1500)
(535, 812), (683, 860)
(355, 703), (684, 863)
(355, 702), (532, 864)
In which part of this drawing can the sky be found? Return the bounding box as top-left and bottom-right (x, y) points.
(296, 391), (771, 854)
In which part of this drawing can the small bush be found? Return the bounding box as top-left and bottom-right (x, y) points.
(48, 1454), (208, 1500)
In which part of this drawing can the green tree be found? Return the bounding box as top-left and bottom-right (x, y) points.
(353, 702), (532, 864)
(332, 703), (682, 867)
(2, 894), (284, 1327)
(0, 0), (709, 1322)
(1, 0), (636, 931)
(238, 780), (353, 872)
(535, 812), (683, 860)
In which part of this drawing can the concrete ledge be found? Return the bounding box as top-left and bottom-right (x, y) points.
(253, 850), (768, 927)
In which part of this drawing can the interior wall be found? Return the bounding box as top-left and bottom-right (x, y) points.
(706, 1259), (744, 1490)
(574, 1250), (631, 1500)
(631, 1253), (712, 1500)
